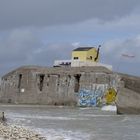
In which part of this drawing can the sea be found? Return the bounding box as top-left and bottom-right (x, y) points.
(0, 105), (140, 140)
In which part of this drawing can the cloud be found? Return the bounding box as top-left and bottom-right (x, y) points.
(0, 28), (140, 76)
(0, 0), (140, 76)
(31, 43), (74, 66)
(101, 35), (140, 75)
(0, 29), (41, 62)
(102, 36), (140, 61)
(0, 0), (140, 30)
(0, 29), (77, 75)
(72, 42), (80, 47)
(0, 29), (43, 74)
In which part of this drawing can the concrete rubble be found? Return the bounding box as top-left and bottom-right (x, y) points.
(0, 122), (47, 140)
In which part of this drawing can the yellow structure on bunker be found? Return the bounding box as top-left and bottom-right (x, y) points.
(72, 46), (101, 62)
(54, 45), (112, 70)
(105, 88), (117, 104)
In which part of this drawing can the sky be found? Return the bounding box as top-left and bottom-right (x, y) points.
(0, 0), (140, 76)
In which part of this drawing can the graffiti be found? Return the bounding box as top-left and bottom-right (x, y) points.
(78, 85), (117, 107)
(105, 88), (117, 105)
(78, 87), (105, 107)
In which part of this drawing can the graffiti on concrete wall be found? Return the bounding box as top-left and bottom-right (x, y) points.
(78, 89), (101, 107)
(78, 84), (108, 107)
(78, 84), (117, 107)
(104, 88), (117, 105)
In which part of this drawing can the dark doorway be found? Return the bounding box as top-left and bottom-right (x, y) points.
(74, 74), (81, 92)
(18, 74), (22, 90)
(38, 74), (45, 91)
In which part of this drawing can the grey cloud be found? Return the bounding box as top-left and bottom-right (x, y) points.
(101, 36), (140, 76)
(31, 43), (76, 66)
(102, 36), (140, 61)
(0, 0), (140, 30)
(0, 29), (43, 75)
(0, 29), (76, 75)
(0, 28), (140, 76)
(0, 0), (140, 77)
(0, 29), (41, 62)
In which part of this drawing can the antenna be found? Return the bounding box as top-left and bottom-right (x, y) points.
(94, 45), (101, 61)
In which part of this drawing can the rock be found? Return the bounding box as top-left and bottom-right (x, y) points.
(0, 122), (47, 140)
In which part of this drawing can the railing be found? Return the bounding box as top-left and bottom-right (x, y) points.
(53, 60), (112, 70)
(53, 60), (72, 66)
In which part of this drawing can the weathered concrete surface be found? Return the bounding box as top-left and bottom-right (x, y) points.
(116, 88), (140, 114)
(116, 74), (140, 114)
(119, 73), (140, 93)
(0, 66), (119, 106)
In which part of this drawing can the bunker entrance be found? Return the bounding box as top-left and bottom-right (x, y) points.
(18, 74), (22, 90)
(38, 74), (45, 91)
(74, 74), (81, 92)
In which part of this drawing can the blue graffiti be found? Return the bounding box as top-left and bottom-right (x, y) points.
(78, 88), (104, 107)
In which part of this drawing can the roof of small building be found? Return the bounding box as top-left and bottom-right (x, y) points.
(73, 47), (94, 51)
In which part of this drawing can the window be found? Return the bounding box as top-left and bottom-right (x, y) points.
(74, 57), (79, 60)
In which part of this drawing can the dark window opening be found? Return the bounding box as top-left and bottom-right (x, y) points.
(74, 57), (79, 60)
(74, 74), (81, 92)
(18, 74), (22, 89)
(95, 77), (98, 83)
(90, 56), (92, 60)
(4, 78), (7, 81)
(38, 74), (45, 91)
(67, 75), (71, 87)
(8, 99), (12, 103)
